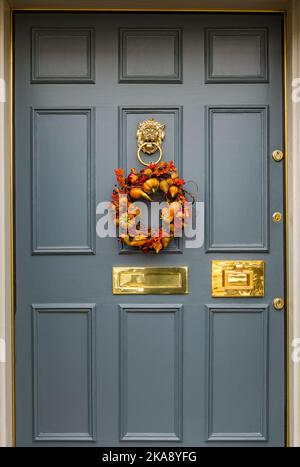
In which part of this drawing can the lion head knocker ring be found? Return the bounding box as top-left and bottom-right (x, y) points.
(136, 118), (166, 166)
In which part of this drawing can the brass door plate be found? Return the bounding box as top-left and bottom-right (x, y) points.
(113, 266), (188, 295)
(212, 260), (264, 298)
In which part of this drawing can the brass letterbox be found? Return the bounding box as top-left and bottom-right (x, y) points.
(113, 266), (188, 295)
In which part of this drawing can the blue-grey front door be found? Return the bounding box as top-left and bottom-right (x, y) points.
(14, 12), (285, 446)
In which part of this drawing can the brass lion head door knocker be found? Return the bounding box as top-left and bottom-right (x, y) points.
(136, 118), (166, 166)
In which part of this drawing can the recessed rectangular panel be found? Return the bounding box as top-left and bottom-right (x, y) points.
(32, 28), (95, 83)
(113, 267), (188, 295)
(32, 108), (95, 254)
(32, 304), (96, 441)
(119, 28), (182, 83)
(119, 107), (183, 254)
(212, 260), (264, 297)
(206, 107), (268, 252)
(206, 305), (269, 441)
(119, 305), (183, 441)
(205, 28), (268, 83)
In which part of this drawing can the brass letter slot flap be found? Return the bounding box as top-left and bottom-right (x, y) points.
(113, 267), (188, 295)
(212, 260), (264, 297)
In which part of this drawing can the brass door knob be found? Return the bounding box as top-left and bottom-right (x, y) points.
(273, 297), (285, 310)
(272, 212), (283, 223)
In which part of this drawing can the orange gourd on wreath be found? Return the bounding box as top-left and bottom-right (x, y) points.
(111, 161), (191, 253)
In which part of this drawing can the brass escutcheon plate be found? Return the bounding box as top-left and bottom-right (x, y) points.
(212, 260), (264, 297)
(113, 266), (188, 295)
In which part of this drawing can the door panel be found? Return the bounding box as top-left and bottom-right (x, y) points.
(32, 304), (96, 442)
(206, 305), (269, 442)
(206, 106), (269, 251)
(119, 28), (182, 83)
(31, 27), (95, 84)
(32, 108), (95, 254)
(120, 305), (183, 442)
(119, 106), (183, 254)
(14, 12), (285, 447)
(205, 28), (269, 83)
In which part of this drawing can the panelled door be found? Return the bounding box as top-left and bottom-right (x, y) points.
(14, 13), (285, 446)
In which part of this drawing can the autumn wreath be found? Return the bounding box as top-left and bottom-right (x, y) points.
(112, 161), (191, 253)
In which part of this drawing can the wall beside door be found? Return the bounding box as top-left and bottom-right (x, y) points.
(0, 0), (300, 448)
(288, 0), (300, 448)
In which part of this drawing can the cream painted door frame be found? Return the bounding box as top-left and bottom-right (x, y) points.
(0, 0), (299, 447)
